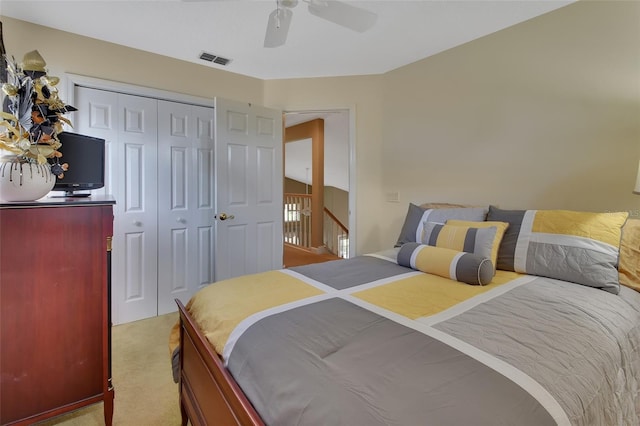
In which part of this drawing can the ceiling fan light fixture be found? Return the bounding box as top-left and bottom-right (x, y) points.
(306, 0), (377, 33)
(264, 7), (293, 48)
(264, 0), (377, 48)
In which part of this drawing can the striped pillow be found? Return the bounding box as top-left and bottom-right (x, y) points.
(446, 219), (510, 267)
(487, 206), (629, 294)
(395, 203), (488, 247)
(420, 222), (498, 270)
(397, 243), (494, 286)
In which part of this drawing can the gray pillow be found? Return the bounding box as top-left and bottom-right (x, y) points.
(487, 205), (629, 294)
(395, 203), (426, 247)
(485, 206), (526, 271)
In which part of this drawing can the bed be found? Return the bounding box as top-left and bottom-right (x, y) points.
(169, 204), (640, 426)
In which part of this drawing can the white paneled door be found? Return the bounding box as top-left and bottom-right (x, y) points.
(75, 87), (160, 324)
(214, 98), (283, 280)
(157, 101), (215, 315)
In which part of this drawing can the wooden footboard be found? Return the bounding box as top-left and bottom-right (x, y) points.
(176, 300), (264, 426)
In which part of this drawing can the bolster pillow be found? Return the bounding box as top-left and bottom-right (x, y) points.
(397, 242), (494, 286)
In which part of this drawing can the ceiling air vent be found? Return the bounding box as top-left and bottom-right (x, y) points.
(199, 51), (232, 66)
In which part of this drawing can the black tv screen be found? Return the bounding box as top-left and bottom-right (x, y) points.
(52, 132), (105, 196)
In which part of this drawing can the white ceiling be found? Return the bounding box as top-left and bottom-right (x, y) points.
(1, 0), (573, 81)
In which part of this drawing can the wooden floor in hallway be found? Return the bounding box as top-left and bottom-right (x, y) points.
(283, 243), (342, 268)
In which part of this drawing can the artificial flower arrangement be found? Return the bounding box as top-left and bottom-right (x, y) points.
(0, 50), (76, 178)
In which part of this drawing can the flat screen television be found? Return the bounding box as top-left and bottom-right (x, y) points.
(50, 131), (105, 197)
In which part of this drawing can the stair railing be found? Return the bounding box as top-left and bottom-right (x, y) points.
(323, 208), (349, 258)
(284, 193), (349, 258)
(284, 193), (312, 249)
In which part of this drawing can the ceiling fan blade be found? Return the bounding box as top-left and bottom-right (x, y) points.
(264, 8), (293, 48)
(306, 0), (377, 33)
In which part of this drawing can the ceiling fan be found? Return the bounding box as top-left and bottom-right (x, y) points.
(264, 0), (377, 48)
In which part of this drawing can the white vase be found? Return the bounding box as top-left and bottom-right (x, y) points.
(0, 158), (56, 202)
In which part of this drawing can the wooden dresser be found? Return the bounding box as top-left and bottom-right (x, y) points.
(0, 197), (115, 425)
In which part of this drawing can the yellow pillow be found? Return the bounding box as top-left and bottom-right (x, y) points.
(446, 219), (510, 268)
(619, 218), (640, 292)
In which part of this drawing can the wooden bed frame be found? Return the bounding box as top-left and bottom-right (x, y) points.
(176, 300), (264, 426)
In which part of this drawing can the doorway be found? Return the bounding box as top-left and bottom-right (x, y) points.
(283, 108), (355, 263)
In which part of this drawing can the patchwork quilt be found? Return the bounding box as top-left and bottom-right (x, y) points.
(173, 252), (640, 426)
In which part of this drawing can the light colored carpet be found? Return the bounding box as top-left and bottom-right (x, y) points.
(37, 312), (182, 426)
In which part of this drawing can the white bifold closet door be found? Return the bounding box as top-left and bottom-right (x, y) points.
(157, 100), (215, 316)
(74, 86), (214, 324)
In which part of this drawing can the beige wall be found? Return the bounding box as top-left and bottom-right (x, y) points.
(3, 0), (639, 255)
(379, 0), (640, 247)
(284, 178), (309, 194)
(324, 186), (349, 228)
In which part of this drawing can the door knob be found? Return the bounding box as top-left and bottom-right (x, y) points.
(215, 213), (235, 221)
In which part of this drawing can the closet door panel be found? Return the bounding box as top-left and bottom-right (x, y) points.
(170, 228), (188, 293)
(197, 148), (214, 208)
(124, 232), (145, 299)
(75, 88), (159, 324)
(72, 88), (116, 198)
(193, 106), (216, 289)
(116, 94), (159, 324)
(158, 101), (192, 315)
(198, 226), (214, 287)
(158, 101), (215, 315)
(170, 146), (189, 209)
